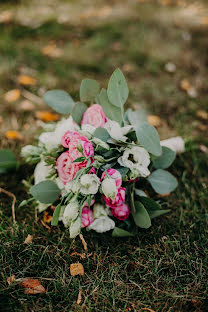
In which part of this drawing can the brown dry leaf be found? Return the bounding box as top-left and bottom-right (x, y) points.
(199, 145), (208, 154)
(70, 252), (86, 260)
(40, 220), (51, 231)
(70, 263), (84, 276)
(196, 110), (208, 120)
(0, 116), (3, 124)
(42, 44), (63, 58)
(180, 79), (192, 91)
(18, 75), (37, 86)
(76, 290), (82, 305)
(4, 89), (20, 102)
(201, 16), (208, 26)
(35, 111), (59, 122)
(0, 11), (13, 24)
(197, 124), (207, 131)
(24, 234), (33, 244)
(43, 212), (52, 223)
(21, 278), (46, 295)
(5, 130), (22, 140)
(79, 234), (87, 251)
(156, 193), (170, 198)
(20, 100), (35, 111)
(147, 115), (161, 127)
(7, 275), (16, 285)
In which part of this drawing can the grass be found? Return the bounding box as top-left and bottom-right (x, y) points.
(0, 0), (208, 311)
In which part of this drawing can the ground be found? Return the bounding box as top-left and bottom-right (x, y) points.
(0, 0), (207, 311)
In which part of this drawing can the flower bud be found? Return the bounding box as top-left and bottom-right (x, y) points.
(101, 178), (118, 200)
(63, 201), (79, 226)
(69, 217), (81, 238)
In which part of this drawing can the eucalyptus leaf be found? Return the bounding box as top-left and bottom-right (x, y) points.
(147, 209), (170, 219)
(107, 68), (129, 108)
(127, 108), (147, 126)
(80, 78), (100, 102)
(148, 169), (178, 195)
(72, 102), (88, 125)
(51, 203), (62, 226)
(115, 167), (129, 178)
(136, 122), (162, 156)
(30, 180), (60, 204)
(43, 90), (74, 114)
(112, 227), (134, 237)
(72, 157), (86, 163)
(138, 197), (170, 219)
(0, 149), (18, 172)
(153, 146), (176, 169)
(132, 201), (151, 229)
(93, 128), (110, 142)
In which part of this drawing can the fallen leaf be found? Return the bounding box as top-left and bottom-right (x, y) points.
(70, 252), (86, 260)
(156, 193), (170, 198)
(35, 111), (59, 122)
(201, 16), (208, 26)
(141, 308), (156, 312)
(196, 110), (208, 120)
(40, 220), (51, 231)
(197, 124), (207, 131)
(0, 11), (13, 24)
(70, 263), (84, 276)
(0, 116), (3, 124)
(43, 212), (52, 223)
(199, 145), (208, 154)
(7, 275), (16, 285)
(24, 234), (33, 244)
(20, 100), (35, 111)
(42, 44), (63, 58)
(5, 130), (22, 140)
(79, 234), (87, 251)
(180, 79), (192, 91)
(18, 75), (37, 86)
(21, 278), (46, 295)
(147, 115), (161, 127)
(76, 290), (82, 305)
(4, 89), (21, 102)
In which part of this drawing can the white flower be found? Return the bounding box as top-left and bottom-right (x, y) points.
(104, 119), (132, 142)
(80, 174), (100, 195)
(63, 202), (79, 226)
(118, 146), (150, 177)
(39, 132), (58, 151)
(65, 180), (81, 193)
(160, 136), (185, 154)
(69, 217), (81, 238)
(93, 203), (107, 219)
(21, 145), (40, 158)
(101, 178), (118, 200)
(88, 216), (115, 233)
(34, 161), (51, 185)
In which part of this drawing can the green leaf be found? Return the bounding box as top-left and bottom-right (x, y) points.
(0, 149), (17, 171)
(132, 201), (151, 229)
(30, 180), (60, 204)
(153, 146), (176, 169)
(72, 157), (86, 163)
(51, 203), (62, 226)
(93, 128), (110, 142)
(115, 167), (129, 178)
(43, 90), (74, 114)
(96, 88), (123, 124)
(80, 78), (100, 102)
(127, 108), (147, 126)
(147, 208), (170, 219)
(138, 196), (170, 219)
(72, 102), (88, 125)
(107, 68), (129, 108)
(112, 227), (134, 237)
(136, 122), (162, 156)
(148, 169), (178, 195)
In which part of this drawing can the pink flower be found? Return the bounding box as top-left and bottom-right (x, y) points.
(111, 203), (130, 220)
(82, 141), (94, 157)
(81, 104), (107, 128)
(56, 151), (80, 184)
(88, 167), (97, 174)
(61, 131), (83, 148)
(81, 207), (94, 228)
(104, 187), (126, 208)
(101, 168), (122, 188)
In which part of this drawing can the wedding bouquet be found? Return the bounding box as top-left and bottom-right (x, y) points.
(21, 69), (179, 238)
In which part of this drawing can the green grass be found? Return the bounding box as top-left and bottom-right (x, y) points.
(0, 0), (208, 311)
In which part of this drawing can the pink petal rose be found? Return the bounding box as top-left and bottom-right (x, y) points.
(104, 187), (126, 208)
(101, 168), (122, 188)
(81, 207), (94, 228)
(61, 131), (88, 148)
(82, 140), (94, 157)
(111, 203), (130, 220)
(81, 104), (107, 128)
(56, 151), (80, 184)
(88, 167), (97, 174)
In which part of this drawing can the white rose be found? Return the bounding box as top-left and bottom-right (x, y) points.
(93, 203), (107, 219)
(69, 217), (81, 238)
(88, 216), (115, 233)
(80, 174), (100, 195)
(34, 161), (51, 185)
(63, 202), (79, 226)
(118, 146), (150, 177)
(21, 145), (40, 158)
(104, 119), (132, 142)
(101, 178), (118, 200)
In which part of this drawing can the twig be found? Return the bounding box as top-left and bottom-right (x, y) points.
(22, 89), (44, 106)
(0, 187), (16, 223)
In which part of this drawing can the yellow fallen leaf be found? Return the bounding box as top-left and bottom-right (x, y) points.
(7, 275), (16, 285)
(24, 234), (33, 244)
(43, 211), (52, 223)
(35, 111), (59, 122)
(5, 130), (22, 140)
(147, 115), (161, 127)
(20, 100), (35, 111)
(42, 44), (63, 58)
(4, 89), (21, 102)
(70, 252), (86, 260)
(196, 110), (208, 121)
(76, 290), (82, 305)
(21, 278), (46, 295)
(18, 75), (37, 86)
(70, 263), (84, 276)
(180, 79), (192, 91)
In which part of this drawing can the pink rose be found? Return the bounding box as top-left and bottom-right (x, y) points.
(82, 140), (94, 157)
(104, 187), (126, 208)
(56, 152), (80, 184)
(88, 167), (97, 174)
(111, 203), (130, 220)
(81, 207), (94, 228)
(61, 131), (83, 148)
(101, 168), (122, 188)
(81, 104), (107, 128)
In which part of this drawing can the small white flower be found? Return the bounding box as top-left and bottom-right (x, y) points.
(21, 145), (40, 158)
(93, 203), (107, 219)
(63, 202), (79, 226)
(118, 146), (150, 177)
(88, 216), (115, 233)
(34, 161), (51, 185)
(65, 180), (81, 193)
(104, 119), (132, 142)
(69, 217), (81, 238)
(80, 174), (100, 195)
(101, 178), (118, 200)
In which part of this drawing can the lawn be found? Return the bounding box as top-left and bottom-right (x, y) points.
(0, 0), (207, 311)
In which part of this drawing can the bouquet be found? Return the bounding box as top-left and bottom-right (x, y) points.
(21, 68), (180, 238)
